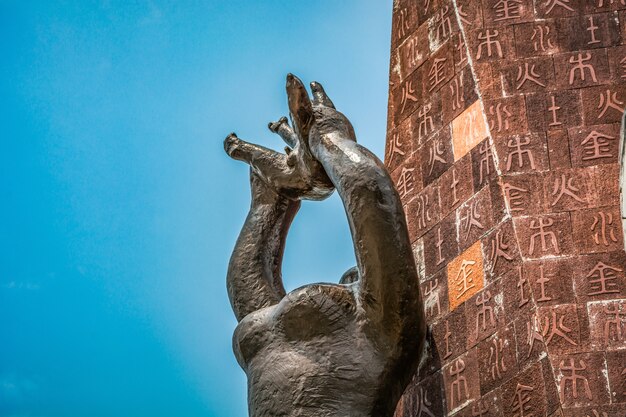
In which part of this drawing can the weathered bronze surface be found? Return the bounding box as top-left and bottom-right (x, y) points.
(224, 74), (427, 417)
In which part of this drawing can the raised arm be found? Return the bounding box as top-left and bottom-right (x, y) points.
(307, 82), (425, 336)
(226, 169), (299, 321)
(224, 98), (336, 320)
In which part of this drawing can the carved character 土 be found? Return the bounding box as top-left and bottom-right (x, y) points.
(224, 74), (427, 417)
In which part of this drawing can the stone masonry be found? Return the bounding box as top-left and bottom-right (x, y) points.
(385, 1), (626, 416)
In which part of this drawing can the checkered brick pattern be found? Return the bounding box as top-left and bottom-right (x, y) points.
(385, 1), (626, 416)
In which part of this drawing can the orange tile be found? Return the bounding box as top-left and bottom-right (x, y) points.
(447, 240), (485, 310)
(452, 100), (489, 161)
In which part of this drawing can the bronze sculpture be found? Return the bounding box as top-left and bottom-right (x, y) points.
(224, 74), (426, 417)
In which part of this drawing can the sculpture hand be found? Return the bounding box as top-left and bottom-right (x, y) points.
(224, 75), (334, 201)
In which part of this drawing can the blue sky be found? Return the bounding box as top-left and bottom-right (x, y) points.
(0, 1), (392, 416)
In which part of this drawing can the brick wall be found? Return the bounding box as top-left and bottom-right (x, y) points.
(385, 1), (626, 416)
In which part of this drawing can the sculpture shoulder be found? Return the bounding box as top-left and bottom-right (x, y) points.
(275, 283), (358, 340)
(233, 283), (359, 367)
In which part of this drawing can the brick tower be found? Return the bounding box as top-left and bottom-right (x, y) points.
(385, 1), (626, 416)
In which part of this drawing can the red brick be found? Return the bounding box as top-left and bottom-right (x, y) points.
(552, 352), (610, 408)
(501, 56), (556, 94)
(406, 182), (441, 241)
(396, 22), (430, 82)
(580, 84), (626, 124)
(485, 95), (529, 138)
(571, 206), (624, 254)
(481, 0), (535, 27)
(443, 350), (482, 414)
(573, 251), (626, 302)
(457, 186), (496, 251)
(547, 130), (573, 170)
(526, 259), (576, 306)
(525, 90), (583, 133)
(514, 213), (574, 259)
(534, 0), (582, 19)
(418, 125), (454, 187)
(514, 20), (563, 57)
(554, 49), (611, 89)
(423, 211), (460, 277)
(437, 152), (474, 216)
(494, 133), (550, 175)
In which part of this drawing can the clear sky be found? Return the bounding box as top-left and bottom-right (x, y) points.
(0, 1), (392, 416)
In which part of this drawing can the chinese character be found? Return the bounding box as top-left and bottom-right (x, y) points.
(526, 314), (544, 357)
(536, 264), (553, 302)
(597, 89), (625, 119)
(406, 37), (422, 68)
(603, 303), (626, 344)
(591, 211), (619, 246)
(429, 58), (448, 91)
(449, 358), (469, 409)
(416, 194), (432, 230)
(548, 95), (562, 126)
(435, 6), (452, 42)
(428, 138), (446, 175)
(418, 103), (434, 140)
(569, 52), (598, 85)
(457, 34), (468, 67)
(478, 141), (494, 185)
(476, 290), (495, 332)
(489, 337), (507, 380)
(529, 217), (560, 255)
(450, 168), (460, 207)
(559, 358), (592, 402)
(490, 230), (513, 272)
(387, 133), (406, 165)
(458, 5), (471, 26)
(503, 183), (528, 213)
(415, 387), (436, 417)
(455, 259), (477, 299)
(506, 136), (536, 171)
(510, 383), (533, 417)
(517, 266), (530, 307)
(493, 0), (522, 21)
(587, 16), (601, 45)
(581, 130), (615, 161)
(396, 8), (410, 40)
(400, 80), (419, 114)
(551, 174), (585, 206)
(477, 30), (503, 60)
(424, 279), (441, 318)
(435, 227), (445, 265)
(516, 62), (546, 89)
(545, 0), (574, 14)
(462, 202), (484, 240)
(532, 25), (554, 52)
(450, 75), (464, 111)
(471, 401), (489, 417)
(586, 261), (622, 296)
(542, 309), (577, 346)
(396, 167), (415, 199)
(488, 102), (512, 133)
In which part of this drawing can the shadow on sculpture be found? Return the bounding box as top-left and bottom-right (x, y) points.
(224, 74), (427, 417)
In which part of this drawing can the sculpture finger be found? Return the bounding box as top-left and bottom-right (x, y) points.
(224, 133), (279, 166)
(286, 74), (314, 148)
(310, 81), (335, 109)
(268, 116), (298, 148)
